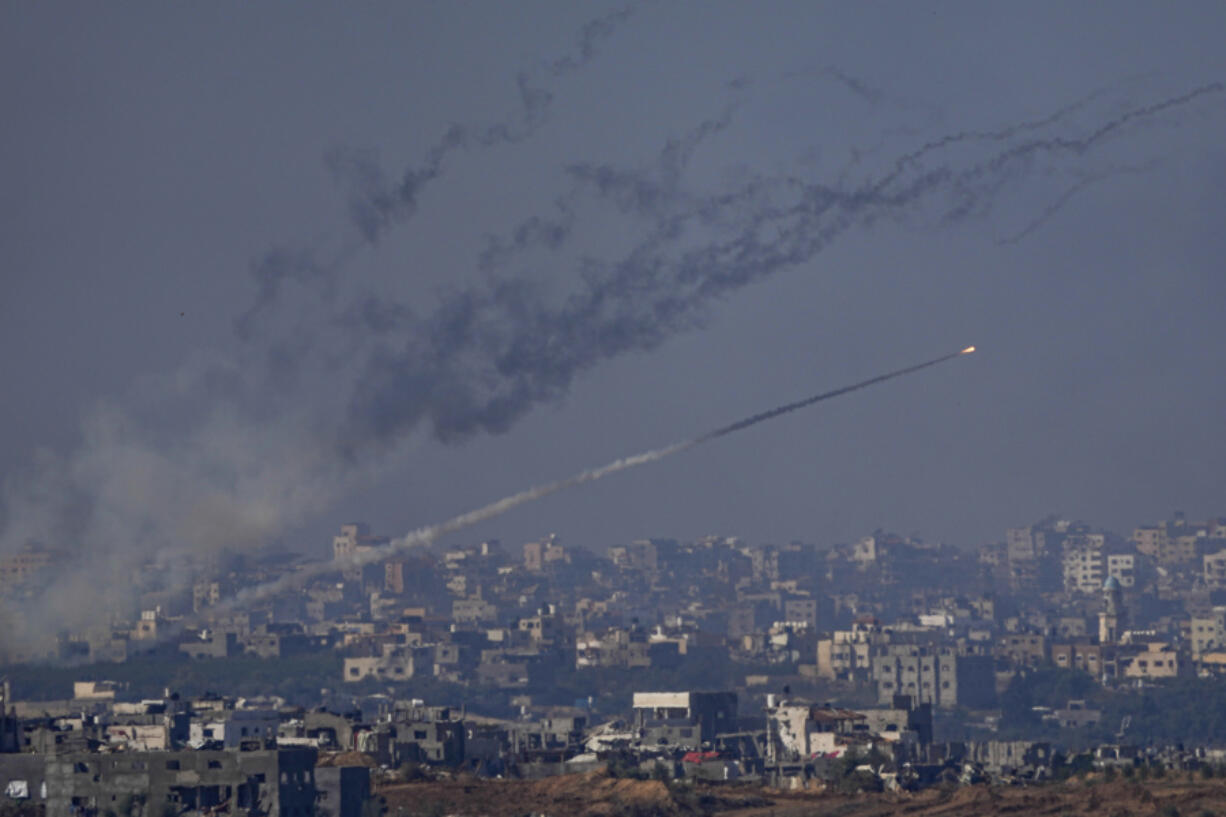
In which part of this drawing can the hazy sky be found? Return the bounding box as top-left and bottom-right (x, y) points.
(2, 1), (1225, 578)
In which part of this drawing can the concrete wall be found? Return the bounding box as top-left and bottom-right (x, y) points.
(13, 747), (320, 817)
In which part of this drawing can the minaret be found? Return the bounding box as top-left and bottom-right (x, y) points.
(1098, 575), (1125, 644)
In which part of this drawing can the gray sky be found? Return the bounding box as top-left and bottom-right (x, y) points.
(2, 1), (1225, 582)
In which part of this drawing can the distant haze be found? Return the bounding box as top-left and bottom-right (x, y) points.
(2, 3), (1225, 644)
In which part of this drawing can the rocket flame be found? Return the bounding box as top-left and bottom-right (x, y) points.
(218, 346), (977, 613)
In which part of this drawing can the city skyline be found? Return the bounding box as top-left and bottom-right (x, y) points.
(3, 2), (1224, 577)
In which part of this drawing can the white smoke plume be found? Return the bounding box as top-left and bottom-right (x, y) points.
(0, 5), (1220, 665)
(222, 348), (972, 610)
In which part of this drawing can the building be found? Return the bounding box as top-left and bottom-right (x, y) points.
(1134, 513), (1209, 565)
(0, 543), (61, 591)
(0, 682), (19, 754)
(315, 765), (371, 817)
(189, 710), (280, 749)
(1051, 641), (1109, 677)
(815, 619), (888, 681)
(332, 523), (389, 561)
(1063, 547), (1104, 594)
(576, 628), (650, 669)
(766, 702), (864, 761)
(609, 540), (661, 573)
(0, 748), (320, 817)
(1098, 576), (1126, 645)
(451, 597), (498, 624)
(1190, 607), (1226, 658)
(1050, 699), (1101, 729)
(967, 740), (1053, 775)
(1205, 549), (1226, 590)
(1122, 642), (1179, 680)
(342, 644), (428, 683)
(517, 606), (560, 645)
(1106, 553), (1136, 588)
(873, 647), (996, 709)
(996, 633), (1047, 667)
(523, 535), (568, 572)
(1005, 524), (1063, 592)
(631, 692), (738, 748)
(1133, 524), (1168, 559)
(859, 697), (933, 748)
(390, 704), (466, 766)
(73, 682), (120, 702)
(782, 598), (819, 629)
(180, 631), (240, 660)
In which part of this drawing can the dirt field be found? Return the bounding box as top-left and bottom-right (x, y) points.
(375, 770), (1226, 817)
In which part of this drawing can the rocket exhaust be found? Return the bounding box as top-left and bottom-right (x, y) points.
(226, 345), (976, 607)
(694, 346), (973, 446)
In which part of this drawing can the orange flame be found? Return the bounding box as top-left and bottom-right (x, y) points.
(960, 346), (976, 354)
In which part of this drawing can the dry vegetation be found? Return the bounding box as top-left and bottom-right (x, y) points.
(373, 770), (1226, 817)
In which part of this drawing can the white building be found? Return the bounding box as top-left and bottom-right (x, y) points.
(1106, 553), (1136, 588)
(1063, 547), (1104, 594)
(1190, 607), (1226, 658)
(342, 644), (423, 683)
(189, 709), (279, 748)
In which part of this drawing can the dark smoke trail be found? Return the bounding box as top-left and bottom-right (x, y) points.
(4, 61), (1220, 660)
(995, 160), (1159, 246)
(694, 348), (971, 444)
(872, 85), (1116, 187)
(228, 347), (975, 606)
(329, 5), (635, 246)
(339, 84), (1222, 456)
(233, 5), (638, 337)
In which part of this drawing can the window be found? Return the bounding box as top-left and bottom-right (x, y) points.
(166, 760), (181, 770)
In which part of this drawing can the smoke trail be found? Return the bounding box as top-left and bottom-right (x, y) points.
(243, 80), (1225, 464)
(1, 64), (1220, 662)
(337, 84), (1223, 453)
(234, 5), (637, 337)
(995, 160), (1160, 246)
(226, 347), (974, 607)
(872, 85), (1117, 187)
(0, 6), (640, 662)
(333, 4), (634, 243)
